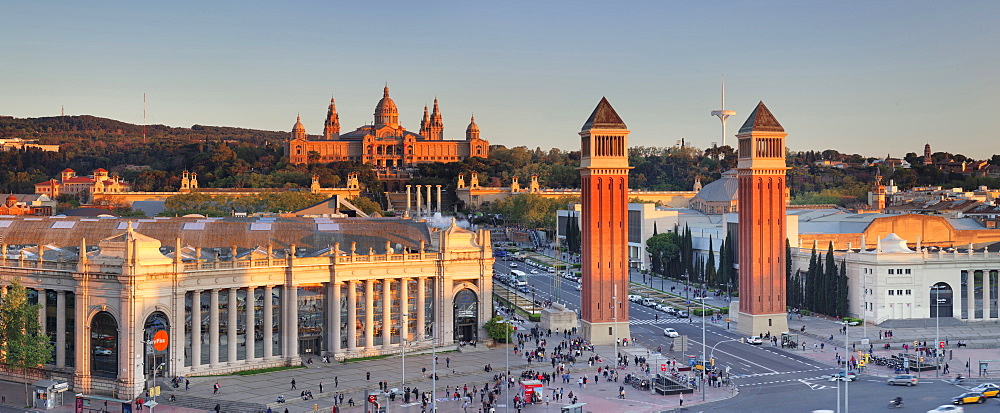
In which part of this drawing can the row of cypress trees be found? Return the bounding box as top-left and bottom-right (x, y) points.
(786, 241), (849, 317)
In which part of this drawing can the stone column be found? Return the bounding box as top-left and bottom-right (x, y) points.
(347, 281), (357, 352)
(416, 277), (426, 340)
(984, 272), (992, 319)
(287, 285), (299, 357)
(37, 289), (46, 335)
(56, 290), (66, 367)
(968, 271), (976, 319)
(329, 282), (342, 354)
(263, 286), (274, 360)
(406, 185), (412, 212)
(73, 285), (91, 393)
(364, 279), (375, 350)
(436, 185), (442, 213)
(228, 288), (238, 364)
(415, 185), (422, 216)
(382, 279), (392, 349)
(209, 289), (220, 367)
(245, 287), (255, 361)
(400, 278), (410, 342)
(192, 290), (202, 368)
(426, 185), (433, 214)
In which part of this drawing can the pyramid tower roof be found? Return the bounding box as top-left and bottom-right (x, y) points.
(581, 97), (627, 131)
(738, 101), (784, 134)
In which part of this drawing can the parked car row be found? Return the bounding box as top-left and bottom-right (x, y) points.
(628, 295), (688, 317)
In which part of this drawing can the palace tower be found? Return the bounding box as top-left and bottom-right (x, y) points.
(579, 97), (631, 344)
(736, 101), (790, 336)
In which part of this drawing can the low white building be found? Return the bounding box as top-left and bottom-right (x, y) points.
(791, 234), (1000, 324)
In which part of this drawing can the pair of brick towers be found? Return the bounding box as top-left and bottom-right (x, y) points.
(578, 98), (788, 344)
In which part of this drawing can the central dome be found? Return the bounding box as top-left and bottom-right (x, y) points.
(374, 85), (399, 127)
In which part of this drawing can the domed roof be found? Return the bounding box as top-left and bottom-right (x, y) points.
(466, 115), (480, 133)
(292, 114), (306, 132)
(374, 85), (398, 117)
(6, 194), (17, 202)
(693, 170), (739, 202)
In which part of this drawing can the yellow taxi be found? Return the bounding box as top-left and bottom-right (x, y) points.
(977, 385), (1000, 398)
(952, 392), (985, 405)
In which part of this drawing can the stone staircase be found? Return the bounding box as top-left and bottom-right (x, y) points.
(158, 392), (268, 413)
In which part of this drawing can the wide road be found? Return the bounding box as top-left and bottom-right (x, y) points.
(494, 258), (1000, 411)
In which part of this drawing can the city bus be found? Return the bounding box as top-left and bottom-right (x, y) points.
(510, 269), (528, 287)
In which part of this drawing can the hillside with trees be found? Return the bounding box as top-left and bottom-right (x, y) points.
(2, 114), (998, 214)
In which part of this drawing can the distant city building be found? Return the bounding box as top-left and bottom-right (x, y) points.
(34, 168), (130, 203)
(0, 137), (60, 152)
(0, 194), (54, 215)
(285, 86), (490, 167)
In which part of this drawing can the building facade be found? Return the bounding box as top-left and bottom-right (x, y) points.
(285, 86), (490, 166)
(578, 98), (631, 345)
(34, 169), (130, 203)
(736, 102), (790, 337)
(0, 216), (493, 399)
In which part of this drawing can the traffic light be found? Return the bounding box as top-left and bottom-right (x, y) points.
(711, 358), (716, 366)
(913, 340), (919, 347)
(939, 341), (945, 348)
(919, 357), (924, 362)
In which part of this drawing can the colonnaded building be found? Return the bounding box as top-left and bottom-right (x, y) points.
(0, 215), (493, 399)
(285, 85), (490, 166)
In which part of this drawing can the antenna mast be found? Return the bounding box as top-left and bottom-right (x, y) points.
(711, 75), (736, 149)
(143, 93), (147, 144)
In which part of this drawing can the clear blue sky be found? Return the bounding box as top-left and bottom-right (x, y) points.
(2, 1), (997, 157)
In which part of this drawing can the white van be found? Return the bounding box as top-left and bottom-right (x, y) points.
(642, 298), (657, 307)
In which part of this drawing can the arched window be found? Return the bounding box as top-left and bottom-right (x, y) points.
(91, 311), (119, 378)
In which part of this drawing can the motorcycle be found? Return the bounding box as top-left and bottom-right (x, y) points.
(887, 399), (903, 408)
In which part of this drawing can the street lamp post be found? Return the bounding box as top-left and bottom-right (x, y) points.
(844, 321), (849, 413)
(935, 284), (940, 377)
(701, 296), (707, 401)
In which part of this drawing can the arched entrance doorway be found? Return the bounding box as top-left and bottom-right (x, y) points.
(453, 289), (478, 343)
(91, 312), (119, 378)
(930, 282), (953, 318)
(143, 312), (170, 385)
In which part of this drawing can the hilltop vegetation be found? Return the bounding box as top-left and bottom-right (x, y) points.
(1, 115), (999, 212)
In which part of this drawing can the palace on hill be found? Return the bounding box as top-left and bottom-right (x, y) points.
(285, 86), (490, 166)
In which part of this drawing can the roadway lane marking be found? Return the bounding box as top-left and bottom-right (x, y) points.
(686, 338), (778, 373)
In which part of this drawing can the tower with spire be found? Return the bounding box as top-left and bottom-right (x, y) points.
(578, 97), (631, 345)
(425, 98), (444, 140)
(735, 101), (790, 337)
(324, 97), (340, 140)
(924, 143), (933, 165)
(420, 104), (430, 136)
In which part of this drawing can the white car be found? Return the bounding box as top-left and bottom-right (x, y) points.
(927, 405), (964, 413)
(574, 284), (582, 291)
(970, 383), (999, 392)
(663, 328), (679, 338)
(530, 269), (539, 274)
(746, 336), (763, 345)
(628, 295), (641, 303)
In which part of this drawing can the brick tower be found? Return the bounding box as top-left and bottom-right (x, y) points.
(736, 101), (789, 337)
(579, 97), (631, 345)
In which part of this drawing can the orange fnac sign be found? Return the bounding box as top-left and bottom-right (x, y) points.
(153, 330), (169, 351)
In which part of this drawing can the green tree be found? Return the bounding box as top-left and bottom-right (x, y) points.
(646, 232), (680, 279)
(838, 258), (849, 317)
(0, 278), (54, 407)
(483, 316), (514, 343)
(347, 196), (384, 216)
(705, 237), (717, 287)
(825, 242), (837, 315)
